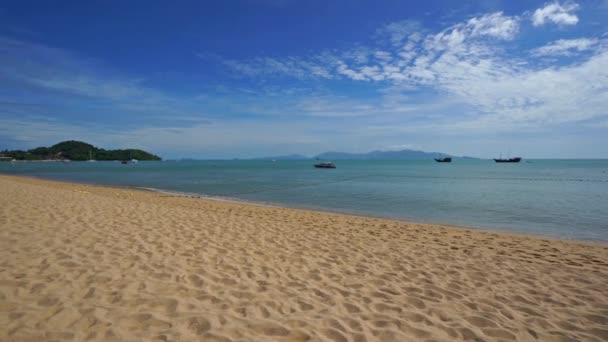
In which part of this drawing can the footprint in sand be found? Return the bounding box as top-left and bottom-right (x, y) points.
(248, 322), (291, 336)
(37, 296), (59, 307)
(466, 315), (499, 328)
(482, 328), (516, 340)
(323, 328), (348, 342)
(187, 317), (211, 335)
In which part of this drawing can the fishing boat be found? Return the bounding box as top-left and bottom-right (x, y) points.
(434, 157), (452, 163)
(495, 150), (521, 163)
(314, 162), (336, 169)
(494, 157), (521, 163)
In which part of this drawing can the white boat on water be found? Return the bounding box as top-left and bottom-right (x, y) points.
(129, 151), (138, 163)
(87, 150), (97, 162)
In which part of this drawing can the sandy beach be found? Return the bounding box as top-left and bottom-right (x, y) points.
(1, 175), (607, 341)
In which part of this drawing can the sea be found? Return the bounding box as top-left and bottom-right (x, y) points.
(2, 159), (607, 242)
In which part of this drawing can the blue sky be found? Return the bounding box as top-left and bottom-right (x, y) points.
(1, 0), (607, 158)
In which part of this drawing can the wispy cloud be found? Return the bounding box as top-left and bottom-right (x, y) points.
(531, 38), (599, 56)
(213, 56), (334, 80)
(465, 12), (520, 40)
(211, 6), (608, 133)
(532, 1), (580, 26)
(0, 36), (213, 124)
(0, 37), (143, 100)
(375, 20), (424, 47)
(218, 12), (520, 83)
(1, 2), (606, 158)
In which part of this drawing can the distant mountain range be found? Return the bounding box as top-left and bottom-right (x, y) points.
(253, 149), (476, 160)
(315, 149), (451, 160)
(254, 154), (310, 161)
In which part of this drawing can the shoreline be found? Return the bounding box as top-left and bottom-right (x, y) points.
(135, 186), (607, 245)
(1, 173), (602, 245)
(2, 174), (607, 340)
(4, 173), (607, 245)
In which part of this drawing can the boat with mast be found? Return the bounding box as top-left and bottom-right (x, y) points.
(130, 151), (138, 163)
(87, 149), (96, 162)
(494, 157), (521, 163)
(494, 150), (521, 163)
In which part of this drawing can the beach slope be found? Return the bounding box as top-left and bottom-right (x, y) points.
(1, 175), (607, 341)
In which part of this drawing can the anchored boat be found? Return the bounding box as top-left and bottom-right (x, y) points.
(314, 162), (336, 169)
(494, 157), (521, 163)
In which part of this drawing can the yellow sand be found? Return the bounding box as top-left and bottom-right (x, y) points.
(1, 175), (607, 341)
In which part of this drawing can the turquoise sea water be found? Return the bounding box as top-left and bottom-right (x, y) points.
(2, 159), (607, 242)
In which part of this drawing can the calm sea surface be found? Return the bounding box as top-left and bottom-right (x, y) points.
(2, 159), (607, 242)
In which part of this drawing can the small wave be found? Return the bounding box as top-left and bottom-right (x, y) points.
(133, 186), (283, 209)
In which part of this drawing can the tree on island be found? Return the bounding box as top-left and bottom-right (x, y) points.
(0, 140), (161, 161)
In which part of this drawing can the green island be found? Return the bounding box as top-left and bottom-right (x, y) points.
(0, 140), (161, 161)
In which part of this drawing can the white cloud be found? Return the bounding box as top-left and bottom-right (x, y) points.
(466, 12), (520, 40)
(341, 47), (372, 65)
(220, 56), (334, 80)
(531, 38), (599, 56)
(3, 3), (607, 158)
(336, 62), (366, 81)
(532, 2), (580, 26)
(221, 12), (519, 84)
(218, 12), (519, 83)
(375, 20), (423, 47)
(214, 6), (608, 133)
(374, 50), (393, 63)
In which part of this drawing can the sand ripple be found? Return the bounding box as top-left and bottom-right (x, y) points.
(1, 175), (607, 341)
